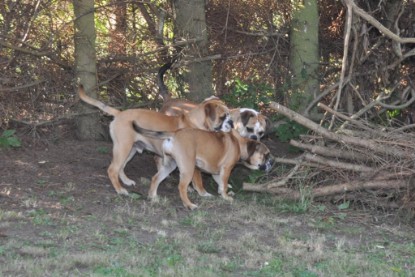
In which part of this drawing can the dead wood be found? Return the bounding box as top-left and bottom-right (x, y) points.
(289, 140), (369, 162)
(269, 102), (413, 159)
(244, 179), (408, 200)
(245, 102), (415, 210)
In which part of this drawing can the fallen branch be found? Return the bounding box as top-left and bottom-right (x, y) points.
(269, 102), (413, 159)
(289, 140), (369, 162)
(303, 153), (373, 172)
(244, 179), (408, 199)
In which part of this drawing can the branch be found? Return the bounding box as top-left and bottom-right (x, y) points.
(344, 0), (415, 44)
(269, 102), (413, 159)
(303, 153), (374, 172)
(244, 179), (408, 199)
(289, 140), (369, 162)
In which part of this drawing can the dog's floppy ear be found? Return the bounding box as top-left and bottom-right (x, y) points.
(247, 140), (258, 158)
(204, 103), (217, 121)
(241, 110), (254, 126)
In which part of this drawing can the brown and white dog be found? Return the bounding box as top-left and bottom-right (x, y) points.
(158, 62), (269, 141)
(78, 85), (233, 195)
(133, 123), (275, 209)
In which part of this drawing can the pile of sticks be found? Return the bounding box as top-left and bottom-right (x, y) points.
(243, 102), (415, 206)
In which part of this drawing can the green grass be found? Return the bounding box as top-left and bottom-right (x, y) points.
(0, 187), (413, 277)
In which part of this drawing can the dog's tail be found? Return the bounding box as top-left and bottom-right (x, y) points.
(132, 121), (173, 139)
(78, 85), (120, 116)
(157, 62), (172, 102)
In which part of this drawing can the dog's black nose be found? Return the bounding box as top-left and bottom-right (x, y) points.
(251, 135), (258, 141)
(228, 119), (234, 129)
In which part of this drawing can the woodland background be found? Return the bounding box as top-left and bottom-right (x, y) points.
(1, 0), (415, 214)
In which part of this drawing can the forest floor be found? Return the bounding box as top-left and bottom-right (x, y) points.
(1, 127), (414, 276)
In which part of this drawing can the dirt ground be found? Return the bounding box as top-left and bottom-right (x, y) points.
(1, 128), (415, 275)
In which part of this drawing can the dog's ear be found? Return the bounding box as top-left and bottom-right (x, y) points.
(241, 110), (254, 126)
(247, 140), (258, 158)
(204, 103), (217, 121)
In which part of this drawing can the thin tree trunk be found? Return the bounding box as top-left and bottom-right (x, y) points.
(289, 0), (320, 113)
(173, 0), (214, 101)
(73, 0), (105, 140)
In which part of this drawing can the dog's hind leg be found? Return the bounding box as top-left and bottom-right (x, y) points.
(148, 156), (177, 200)
(119, 148), (138, 186)
(108, 143), (134, 195)
(191, 170), (213, 197)
(178, 169), (198, 210)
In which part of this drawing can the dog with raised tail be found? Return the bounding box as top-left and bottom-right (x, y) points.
(78, 85), (234, 195)
(132, 122), (275, 210)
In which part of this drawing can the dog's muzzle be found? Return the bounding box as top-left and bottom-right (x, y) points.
(215, 118), (234, 132)
(259, 155), (275, 172)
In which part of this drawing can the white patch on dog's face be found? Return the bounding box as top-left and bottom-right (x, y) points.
(221, 114), (233, 132)
(236, 109), (267, 141)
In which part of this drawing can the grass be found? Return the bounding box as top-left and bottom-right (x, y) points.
(0, 186), (414, 277)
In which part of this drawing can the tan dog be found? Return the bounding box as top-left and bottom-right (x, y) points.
(158, 62), (269, 141)
(133, 123), (274, 209)
(78, 85), (233, 195)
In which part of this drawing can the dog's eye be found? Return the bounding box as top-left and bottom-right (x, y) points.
(247, 127), (254, 132)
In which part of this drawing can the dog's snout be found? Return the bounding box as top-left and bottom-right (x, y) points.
(260, 154), (275, 172)
(250, 135), (258, 141)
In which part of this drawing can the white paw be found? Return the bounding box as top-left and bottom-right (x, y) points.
(123, 179), (136, 186)
(117, 187), (129, 195)
(148, 193), (159, 202)
(222, 194), (234, 202)
(187, 203), (198, 210)
(199, 191), (213, 197)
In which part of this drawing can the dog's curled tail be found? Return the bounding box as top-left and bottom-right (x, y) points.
(157, 62), (172, 102)
(132, 121), (173, 139)
(78, 85), (120, 116)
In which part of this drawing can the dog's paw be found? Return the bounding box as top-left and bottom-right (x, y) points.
(148, 195), (159, 202)
(120, 177), (136, 186)
(117, 187), (129, 195)
(228, 191), (235, 196)
(187, 203), (198, 210)
(199, 191), (213, 197)
(222, 194), (233, 202)
(124, 180), (136, 186)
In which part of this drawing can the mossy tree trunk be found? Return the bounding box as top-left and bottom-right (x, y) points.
(173, 0), (214, 102)
(73, 0), (105, 140)
(289, 0), (320, 114)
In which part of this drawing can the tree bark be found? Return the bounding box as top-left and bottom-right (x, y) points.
(173, 0), (214, 101)
(289, 0), (320, 113)
(73, 0), (105, 140)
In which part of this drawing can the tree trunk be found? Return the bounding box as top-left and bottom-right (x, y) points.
(73, 0), (105, 140)
(173, 0), (214, 102)
(289, 0), (320, 113)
